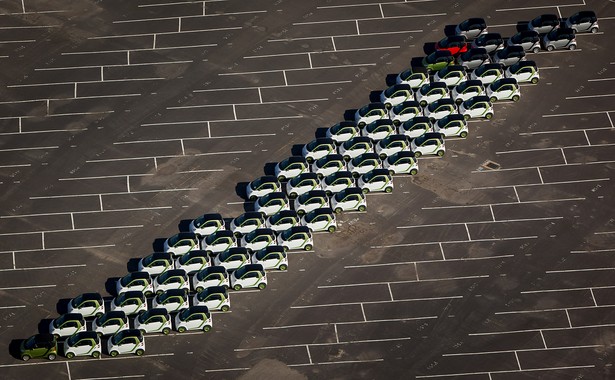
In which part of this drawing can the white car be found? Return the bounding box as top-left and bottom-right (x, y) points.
(152, 289), (189, 314)
(389, 100), (422, 126)
(251, 246), (288, 271)
(375, 134), (411, 159)
(91, 311), (129, 337)
(254, 192), (291, 216)
(383, 151), (419, 175)
(357, 169), (394, 194)
(432, 65), (467, 88)
(240, 228), (277, 252)
(330, 187), (366, 213)
(109, 291), (147, 316)
(64, 332), (101, 359)
(470, 63), (504, 85)
(137, 252), (174, 277)
(285, 172), (321, 199)
(192, 285), (230, 312)
(213, 247), (251, 271)
(507, 30), (541, 53)
(67, 293), (105, 318)
(505, 61), (539, 84)
(415, 82), (449, 107)
(301, 208), (337, 233)
(379, 83), (413, 109)
(347, 152), (382, 178)
(423, 98), (457, 122)
(48, 313), (86, 338)
(321, 171), (355, 196)
(338, 136), (374, 161)
(277, 226), (313, 251)
(133, 308), (172, 335)
(486, 78), (520, 102)
(107, 329), (145, 357)
(163, 232), (199, 257)
(450, 80), (485, 105)
(455, 17), (487, 40)
(174, 306), (212, 333)
(274, 156), (309, 182)
(229, 264), (268, 291)
(542, 27), (577, 51)
(230, 211), (265, 237)
(294, 189), (330, 215)
(458, 95), (494, 120)
(188, 213), (225, 237)
(302, 137), (336, 163)
(201, 230), (237, 255)
(565, 11), (598, 34)
(245, 175), (281, 201)
(434, 114), (469, 138)
(174, 250), (210, 274)
(191, 266), (229, 293)
(354, 102), (388, 127)
(152, 269), (189, 295)
(399, 117), (433, 139)
(265, 210), (300, 232)
(362, 119), (396, 141)
(411, 132), (446, 158)
(326, 121), (360, 145)
(311, 154), (345, 179)
(395, 66), (430, 89)
(116, 271), (154, 297)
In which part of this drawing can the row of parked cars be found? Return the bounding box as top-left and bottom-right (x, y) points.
(19, 10), (598, 363)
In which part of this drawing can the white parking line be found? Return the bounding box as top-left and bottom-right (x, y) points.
(291, 296), (463, 309)
(0, 145), (59, 152)
(219, 63), (377, 76)
(289, 358), (384, 367)
(443, 344), (602, 357)
(293, 13), (444, 25)
(566, 93), (615, 100)
(141, 115), (302, 127)
(0, 264), (86, 272)
(422, 198), (584, 210)
(318, 275), (491, 289)
(167, 98), (328, 110)
(415, 365), (596, 378)
(544, 110), (615, 118)
(519, 126), (612, 136)
(76, 375), (145, 380)
(462, 178), (610, 191)
(203, 367), (250, 373)
(546, 267), (615, 274)
(0, 225), (144, 236)
(269, 30), (421, 42)
(0, 284), (56, 290)
(30, 188), (197, 200)
(245, 46), (401, 59)
(372, 235), (537, 249)
(0, 305), (26, 309)
(572, 248), (615, 254)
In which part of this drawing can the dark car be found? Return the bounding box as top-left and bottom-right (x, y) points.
(528, 14), (560, 34)
(455, 17), (488, 40)
(470, 32), (504, 53)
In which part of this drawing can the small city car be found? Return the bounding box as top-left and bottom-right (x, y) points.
(456, 47), (490, 70)
(433, 65), (467, 88)
(251, 246), (288, 271)
(326, 121), (360, 145)
(229, 264), (268, 291)
(189, 213), (225, 237)
(20, 334), (57, 361)
(175, 250), (210, 274)
(67, 293), (105, 318)
(434, 114), (469, 138)
(152, 289), (189, 313)
(470, 63), (504, 85)
(91, 310), (129, 337)
(240, 228), (277, 253)
(277, 226), (313, 251)
(415, 81), (449, 107)
(486, 78), (521, 102)
(254, 192), (291, 216)
(193, 285), (231, 311)
(383, 151), (419, 175)
(389, 100), (422, 126)
(421, 50), (455, 73)
(354, 102), (388, 127)
(458, 96), (494, 120)
(116, 271), (154, 297)
(375, 134), (411, 159)
(322, 171), (355, 196)
(528, 14), (560, 35)
(338, 136), (374, 161)
(137, 252), (174, 277)
(245, 175), (281, 201)
(507, 30), (541, 53)
(435, 35), (468, 56)
(152, 269), (189, 295)
(423, 98), (457, 122)
(505, 60), (540, 84)
(455, 17), (488, 40)
(357, 169), (394, 194)
(362, 119), (396, 141)
(294, 189), (330, 215)
(348, 152), (382, 178)
(301, 207), (337, 233)
(274, 156), (309, 182)
(395, 66), (430, 89)
(411, 132), (446, 158)
(542, 27), (576, 51)
(230, 211), (265, 237)
(492, 45), (526, 67)
(192, 266), (230, 293)
(565, 10), (598, 33)
(399, 117), (433, 139)
(285, 172), (321, 199)
(331, 187), (367, 213)
(470, 32), (504, 53)
(163, 232), (199, 257)
(48, 313), (86, 339)
(265, 210), (301, 232)
(213, 247), (251, 271)
(107, 329), (145, 357)
(201, 230), (238, 255)
(64, 331), (101, 359)
(302, 137), (336, 163)
(174, 306), (212, 333)
(312, 154), (345, 179)
(450, 80), (485, 105)
(379, 83), (413, 109)
(134, 308), (172, 335)
(109, 291), (147, 316)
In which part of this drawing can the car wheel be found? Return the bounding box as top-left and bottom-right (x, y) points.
(420, 101), (427, 107)
(455, 99), (462, 105)
(95, 312), (103, 318)
(388, 169), (395, 176)
(334, 207), (343, 214)
(279, 264), (288, 271)
(489, 96), (497, 103)
(410, 169), (418, 176)
(460, 131), (468, 138)
(21, 354), (31, 361)
(53, 334), (60, 340)
(195, 286), (204, 293)
(297, 210), (305, 216)
(221, 305), (230, 312)
(546, 45), (554, 52)
(156, 290), (163, 296)
(306, 157), (314, 164)
(162, 327), (171, 335)
(92, 351), (100, 358)
(233, 284), (242, 291)
(304, 244), (313, 251)
(358, 122), (365, 128)
(531, 77), (539, 84)
(249, 195), (257, 201)
(590, 27), (598, 34)
(385, 103), (392, 110)
(205, 251), (212, 256)
(145, 291), (153, 297)
(278, 175), (286, 182)
(485, 113), (493, 120)
(178, 326), (187, 333)
(289, 192), (297, 199)
(385, 187), (393, 193)
(203, 325), (212, 333)
(532, 46), (540, 53)
(568, 44), (576, 51)
(358, 205), (367, 212)
(463, 114), (470, 121)
(136, 349), (144, 356)
(414, 151), (422, 158)
(110, 350), (119, 357)
(96, 332), (103, 338)
(379, 154), (386, 160)
(393, 120), (400, 127)
(258, 282), (267, 290)
(327, 226), (336, 233)
(437, 150), (445, 157)
(512, 95), (520, 102)
(362, 188), (369, 194)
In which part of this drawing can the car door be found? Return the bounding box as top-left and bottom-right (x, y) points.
(118, 336), (138, 354)
(104, 318), (125, 336)
(73, 338), (93, 356)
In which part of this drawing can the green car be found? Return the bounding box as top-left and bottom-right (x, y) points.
(19, 334), (58, 361)
(421, 50), (454, 73)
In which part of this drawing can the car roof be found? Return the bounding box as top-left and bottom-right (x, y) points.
(382, 134), (409, 142)
(467, 95), (491, 102)
(171, 232), (197, 240)
(492, 78), (518, 86)
(345, 136), (372, 144)
(417, 132), (445, 141)
(439, 114), (466, 123)
(260, 191), (287, 200)
(511, 60), (537, 69)
(237, 263), (265, 273)
(431, 98), (455, 105)
(502, 45), (525, 52)
(361, 102), (386, 110)
(101, 310), (127, 319)
(425, 81), (448, 89)
(364, 168), (391, 177)
(514, 29), (539, 37)
(570, 10), (596, 19)
(73, 331), (99, 340)
(75, 292), (103, 301)
(438, 65), (465, 73)
(325, 170), (353, 180)
(536, 14), (559, 21)
(270, 209), (298, 218)
(234, 211), (264, 220)
(281, 156), (307, 164)
(458, 79), (483, 87)
(477, 32), (502, 40)
(331, 120), (358, 128)
(302, 189), (328, 197)
(337, 187), (363, 196)
(308, 137), (335, 145)
(199, 285), (227, 295)
(32, 333), (56, 344)
(146, 251), (172, 260)
(159, 288), (187, 297)
(208, 229), (235, 238)
(352, 152), (379, 161)
(259, 245), (285, 253)
(144, 308), (169, 316)
(389, 150), (416, 159)
(476, 63), (503, 72)
(553, 27), (575, 35)
(317, 153), (343, 162)
(464, 17), (486, 24)
(306, 207), (334, 216)
(224, 246), (249, 254)
(246, 228), (275, 236)
(388, 83), (412, 91)
(366, 119), (394, 127)
(196, 213), (223, 221)
(404, 116), (432, 124)
(198, 265), (227, 275)
(252, 175), (278, 183)
(287, 225), (311, 234)
(463, 47), (487, 56)
(293, 172), (319, 180)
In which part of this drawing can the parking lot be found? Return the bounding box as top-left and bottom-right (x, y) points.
(0, 0), (614, 378)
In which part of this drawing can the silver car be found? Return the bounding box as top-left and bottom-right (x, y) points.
(470, 32), (504, 54)
(565, 11), (598, 33)
(542, 28), (577, 51)
(454, 18), (487, 40)
(456, 48), (489, 70)
(528, 14), (560, 35)
(507, 30), (541, 53)
(492, 45), (526, 67)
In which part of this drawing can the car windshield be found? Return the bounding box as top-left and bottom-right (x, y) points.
(112, 331), (139, 345)
(53, 314), (71, 327)
(194, 214), (220, 228)
(178, 308), (193, 320)
(66, 334), (82, 347)
(250, 177), (269, 189)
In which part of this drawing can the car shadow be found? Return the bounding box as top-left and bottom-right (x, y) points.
(235, 182), (249, 200)
(243, 202), (256, 213)
(368, 90), (382, 103)
(151, 238), (166, 252)
(8, 339), (23, 360)
(443, 25), (457, 36)
(516, 21), (530, 32)
(178, 219), (192, 232)
(385, 74), (398, 87)
(56, 298), (71, 315)
(410, 57), (424, 68)
(315, 127), (328, 138)
(423, 42), (436, 55)
(105, 277), (120, 296)
(38, 319), (53, 334)
(127, 258), (141, 273)
(290, 144), (304, 156)
(263, 162), (277, 176)
(343, 109), (357, 121)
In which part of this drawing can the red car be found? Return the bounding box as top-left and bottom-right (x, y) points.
(435, 35), (469, 56)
